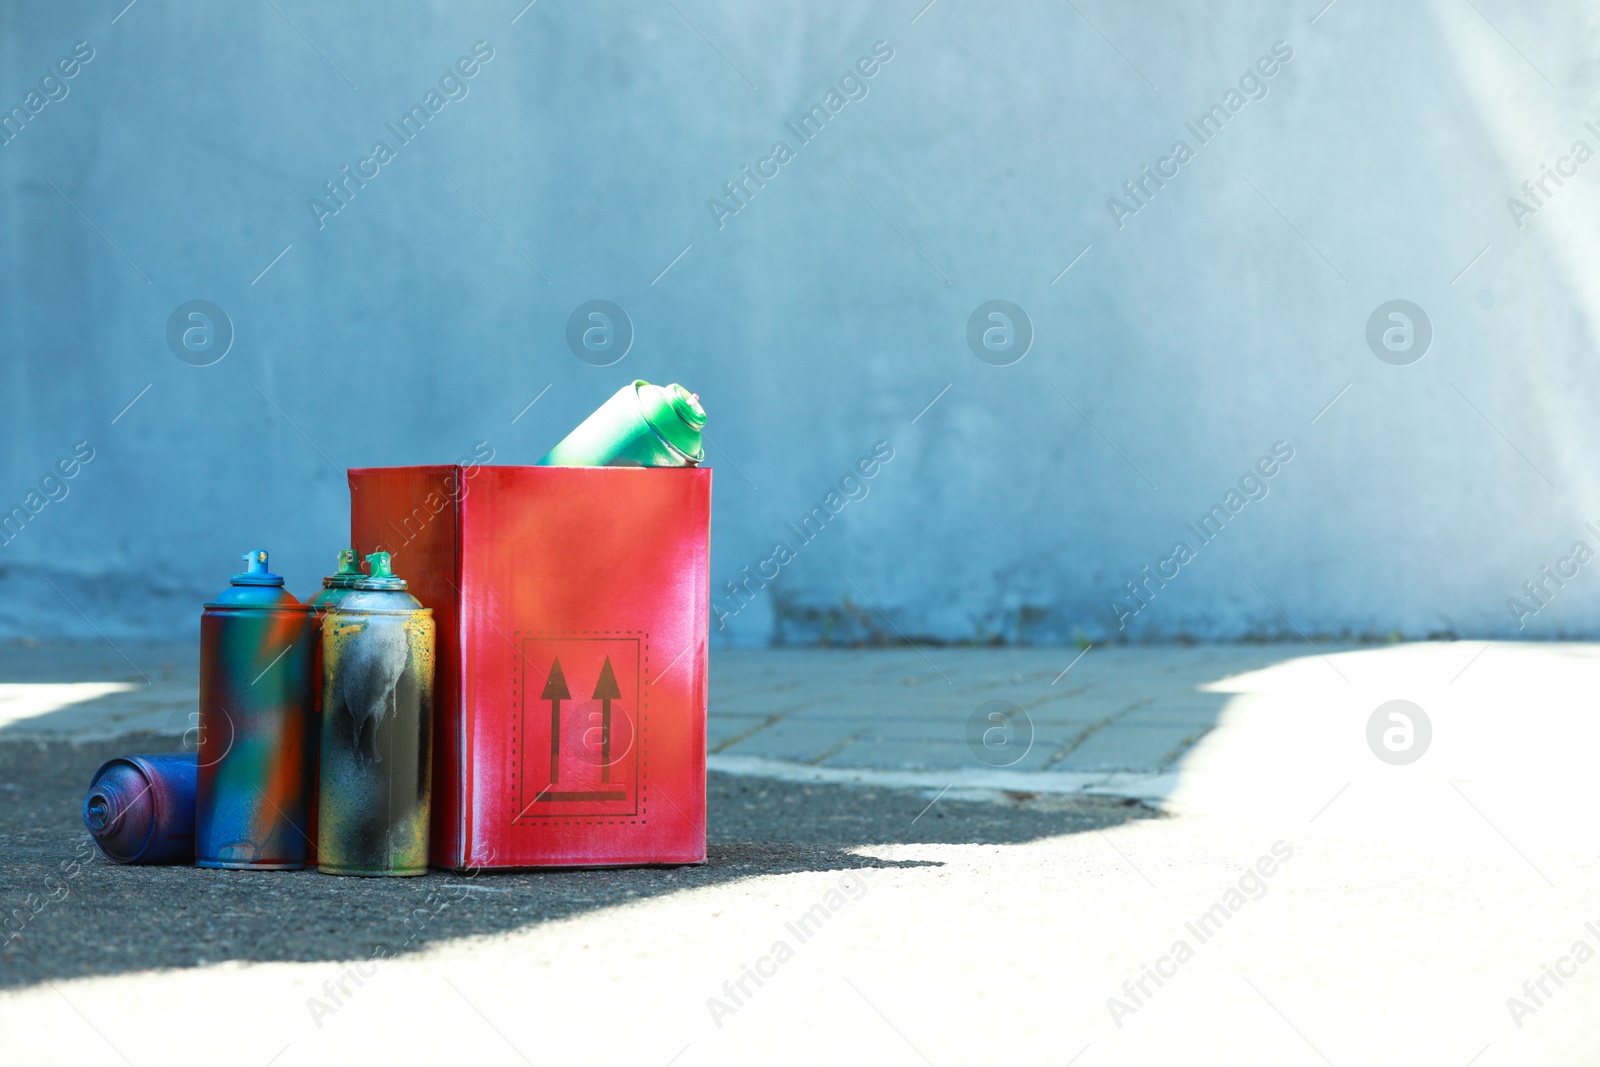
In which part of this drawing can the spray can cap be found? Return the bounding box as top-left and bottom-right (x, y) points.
(231, 550), (284, 587)
(354, 551), (409, 591)
(636, 381), (706, 461)
(322, 549), (365, 589)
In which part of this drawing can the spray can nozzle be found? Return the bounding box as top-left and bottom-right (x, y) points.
(231, 550), (285, 587)
(356, 552), (408, 591)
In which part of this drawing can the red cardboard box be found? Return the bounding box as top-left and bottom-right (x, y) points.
(347, 465), (710, 869)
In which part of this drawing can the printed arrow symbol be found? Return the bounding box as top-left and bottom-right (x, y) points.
(593, 656), (621, 782)
(543, 657), (570, 785)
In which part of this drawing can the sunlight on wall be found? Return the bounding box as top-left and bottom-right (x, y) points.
(1428, 0), (1600, 505)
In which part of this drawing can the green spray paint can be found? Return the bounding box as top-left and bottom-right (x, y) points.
(538, 380), (706, 467)
(318, 552), (435, 877)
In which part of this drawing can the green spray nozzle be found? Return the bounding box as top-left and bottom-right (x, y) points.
(636, 381), (706, 460)
(666, 384), (706, 430)
(354, 551), (409, 592)
(318, 548), (367, 592)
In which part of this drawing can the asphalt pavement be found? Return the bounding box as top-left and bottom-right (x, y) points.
(2, 639), (1597, 1066)
(0, 734), (1149, 990)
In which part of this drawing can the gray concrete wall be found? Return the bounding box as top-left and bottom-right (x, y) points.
(2, 0), (1598, 646)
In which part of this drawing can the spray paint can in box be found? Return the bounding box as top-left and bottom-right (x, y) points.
(83, 753), (197, 865)
(318, 552), (435, 877)
(196, 550), (316, 870)
(538, 380), (706, 467)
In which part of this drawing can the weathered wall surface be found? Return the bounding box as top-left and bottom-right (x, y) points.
(2, 1), (1598, 645)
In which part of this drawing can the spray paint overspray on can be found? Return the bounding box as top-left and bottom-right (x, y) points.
(196, 550), (316, 870)
(318, 552), (435, 877)
(538, 380), (706, 467)
(306, 549), (365, 863)
(83, 753), (197, 865)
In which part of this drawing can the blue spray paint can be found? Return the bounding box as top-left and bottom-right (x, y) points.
(196, 550), (316, 870)
(83, 753), (197, 865)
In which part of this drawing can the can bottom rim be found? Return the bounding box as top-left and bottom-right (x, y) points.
(316, 865), (428, 878)
(196, 860), (306, 871)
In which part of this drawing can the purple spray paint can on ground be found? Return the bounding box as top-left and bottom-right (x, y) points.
(196, 550), (316, 870)
(83, 753), (197, 865)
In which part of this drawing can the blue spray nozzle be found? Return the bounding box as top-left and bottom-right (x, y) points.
(232, 549), (284, 587)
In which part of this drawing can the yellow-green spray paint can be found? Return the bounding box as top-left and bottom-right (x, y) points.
(305, 549), (365, 864)
(317, 552), (435, 876)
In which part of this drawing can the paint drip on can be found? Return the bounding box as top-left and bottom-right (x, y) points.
(83, 753), (197, 865)
(318, 551), (435, 876)
(306, 549), (366, 864)
(196, 550), (316, 870)
(537, 380), (706, 467)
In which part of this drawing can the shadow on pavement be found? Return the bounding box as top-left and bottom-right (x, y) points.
(0, 735), (1155, 991)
